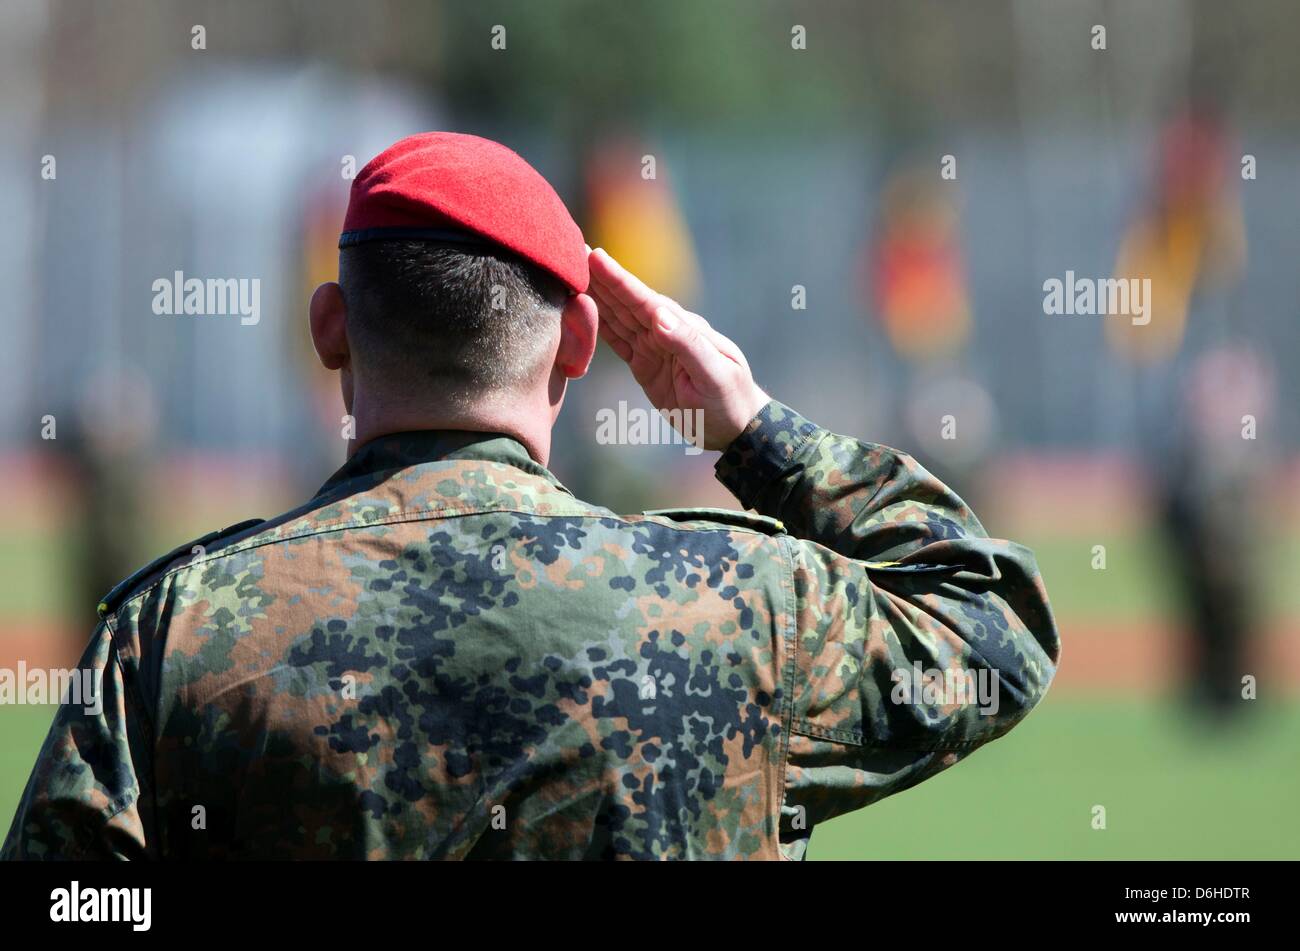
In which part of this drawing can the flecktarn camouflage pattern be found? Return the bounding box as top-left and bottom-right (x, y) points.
(3, 400), (1058, 859)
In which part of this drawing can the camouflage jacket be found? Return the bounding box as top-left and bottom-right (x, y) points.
(2, 400), (1058, 860)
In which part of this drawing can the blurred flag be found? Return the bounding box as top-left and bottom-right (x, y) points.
(585, 137), (698, 302)
(862, 166), (972, 362)
(1109, 108), (1247, 363)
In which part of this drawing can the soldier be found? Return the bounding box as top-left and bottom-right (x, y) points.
(3, 132), (1058, 860)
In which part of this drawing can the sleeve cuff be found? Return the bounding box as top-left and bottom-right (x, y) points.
(714, 399), (820, 509)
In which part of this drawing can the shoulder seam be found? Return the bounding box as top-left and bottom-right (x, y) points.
(640, 508), (786, 536)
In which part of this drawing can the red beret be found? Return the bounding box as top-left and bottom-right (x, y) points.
(340, 132), (588, 294)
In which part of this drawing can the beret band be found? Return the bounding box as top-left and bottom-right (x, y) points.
(338, 227), (490, 249)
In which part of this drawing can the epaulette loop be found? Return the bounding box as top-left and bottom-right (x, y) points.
(642, 507), (786, 536)
(96, 518), (265, 618)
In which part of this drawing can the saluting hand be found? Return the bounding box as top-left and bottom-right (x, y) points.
(586, 247), (769, 451)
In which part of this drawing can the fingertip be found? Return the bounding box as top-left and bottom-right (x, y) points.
(587, 249), (613, 280)
(593, 247), (622, 273)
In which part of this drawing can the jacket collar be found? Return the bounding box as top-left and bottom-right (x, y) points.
(313, 429), (572, 502)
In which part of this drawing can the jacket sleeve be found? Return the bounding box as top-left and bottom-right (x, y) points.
(1, 619), (152, 860)
(715, 400), (1060, 855)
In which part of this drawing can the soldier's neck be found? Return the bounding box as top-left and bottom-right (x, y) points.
(347, 387), (555, 467)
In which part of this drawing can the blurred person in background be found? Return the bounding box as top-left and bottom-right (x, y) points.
(57, 368), (158, 629)
(1115, 101), (1263, 720)
(1159, 344), (1274, 720)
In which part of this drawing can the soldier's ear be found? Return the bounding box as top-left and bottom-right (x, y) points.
(556, 292), (598, 379)
(309, 282), (350, 371)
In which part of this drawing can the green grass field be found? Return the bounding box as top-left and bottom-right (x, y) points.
(811, 696), (1300, 860)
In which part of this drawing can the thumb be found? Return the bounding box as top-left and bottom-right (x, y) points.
(652, 307), (732, 389)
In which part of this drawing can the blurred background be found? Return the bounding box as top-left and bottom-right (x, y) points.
(1, 0), (1297, 858)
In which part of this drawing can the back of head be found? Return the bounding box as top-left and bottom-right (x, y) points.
(320, 132), (596, 456)
(339, 239), (568, 409)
